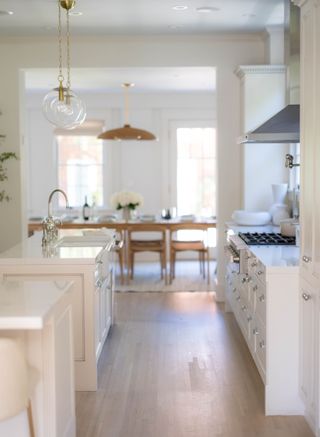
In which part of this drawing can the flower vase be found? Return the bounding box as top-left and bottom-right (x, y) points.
(122, 207), (131, 222)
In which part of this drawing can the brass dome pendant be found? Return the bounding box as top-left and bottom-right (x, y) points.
(98, 83), (156, 141)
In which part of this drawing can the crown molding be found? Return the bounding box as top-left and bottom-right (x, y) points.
(292, 0), (308, 6)
(234, 65), (287, 79)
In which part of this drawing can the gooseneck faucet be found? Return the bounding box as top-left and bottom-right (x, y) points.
(42, 189), (69, 246)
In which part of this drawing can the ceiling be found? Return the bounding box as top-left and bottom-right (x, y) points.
(0, 0), (285, 36)
(25, 67), (216, 93)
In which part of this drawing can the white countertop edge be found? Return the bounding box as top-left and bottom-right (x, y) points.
(0, 317), (44, 330)
(264, 265), (299, 274)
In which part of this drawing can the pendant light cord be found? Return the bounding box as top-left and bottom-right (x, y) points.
(57, 0), (64, 84)
(124, 84), (129, 125)
(66, 8), (71, 91)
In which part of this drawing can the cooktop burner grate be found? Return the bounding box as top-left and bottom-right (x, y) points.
(238, 232), (296, 246)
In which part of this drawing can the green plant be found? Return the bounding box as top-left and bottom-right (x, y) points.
(0, 151), (18, 202)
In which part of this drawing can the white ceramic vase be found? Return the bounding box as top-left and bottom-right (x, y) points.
(272, 183), (288, 204)
(271, 204), (290, 225)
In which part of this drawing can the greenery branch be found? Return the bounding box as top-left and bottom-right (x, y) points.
(0, 152), (18, 202)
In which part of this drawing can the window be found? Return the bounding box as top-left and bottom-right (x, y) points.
(176, 127), (216, 217)
(56, 135), (104, 207)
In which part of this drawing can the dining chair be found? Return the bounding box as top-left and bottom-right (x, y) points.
(169, 223), (210, 284)
(127, 224), (167, 282)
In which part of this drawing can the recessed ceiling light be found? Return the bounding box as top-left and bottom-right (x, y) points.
(242, 13), (256, 18)
(196, 6), (220, 13)
(69, 11), (83, 16)
(0, 10), (13, 16)
(172, 5), (188, 11)
(168, 24), (185, 29)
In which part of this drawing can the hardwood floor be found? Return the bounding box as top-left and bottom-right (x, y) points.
(76, 292), (313, 437)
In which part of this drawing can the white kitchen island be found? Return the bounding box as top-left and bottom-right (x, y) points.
(0, 230), (116, 391)
(0, 279), (75, 437)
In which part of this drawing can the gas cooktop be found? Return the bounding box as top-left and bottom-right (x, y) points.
(238, 232), (296, 246)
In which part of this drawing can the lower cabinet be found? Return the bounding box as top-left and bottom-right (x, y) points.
(300, 276), (319, 434)
(225, 251), (303, 415)
(95, 270), (114, 359)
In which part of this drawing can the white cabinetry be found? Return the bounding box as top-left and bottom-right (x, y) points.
(235, 65), (288, 212)
(297, 0), (320, 434)
(300, 277), (318, 431)
(0, 234), (115, 391)
(225, 247), (302, 415)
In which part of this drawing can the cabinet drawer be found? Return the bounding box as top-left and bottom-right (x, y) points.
(252, 318), (266, 383)
(254, 281), (266, 325)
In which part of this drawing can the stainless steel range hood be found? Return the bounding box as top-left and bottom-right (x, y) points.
(239, 2), (300, 145)
(238, 104), (299, 144)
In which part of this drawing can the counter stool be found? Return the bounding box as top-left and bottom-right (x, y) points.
(0, 338), (35, 437)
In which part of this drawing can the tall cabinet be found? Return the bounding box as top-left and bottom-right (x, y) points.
(295, 0), (320, 434)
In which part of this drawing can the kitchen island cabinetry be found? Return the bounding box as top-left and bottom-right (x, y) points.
(0, 231), (115, 391)
(225, 243), (302, 415)
(0, 280), (75, 437)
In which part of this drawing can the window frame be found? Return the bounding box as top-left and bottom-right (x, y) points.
(168, 120), (217, 218)
(54, 134), (107, 210)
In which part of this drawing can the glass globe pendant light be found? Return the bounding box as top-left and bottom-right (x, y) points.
(42, 0), (86, 129)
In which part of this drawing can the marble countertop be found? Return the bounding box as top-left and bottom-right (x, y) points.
(249, 245), (300, 272)
(0, 230), (114, 265)
(0, 279), (72, 329)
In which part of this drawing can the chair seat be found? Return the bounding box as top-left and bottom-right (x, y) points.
(171, 240), (206, 251)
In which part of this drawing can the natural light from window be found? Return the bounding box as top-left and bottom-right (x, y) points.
(56, 135), (103, 207)
(176, 127), (216, 217)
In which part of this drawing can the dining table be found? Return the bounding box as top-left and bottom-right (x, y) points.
(28, 217), (217, 284)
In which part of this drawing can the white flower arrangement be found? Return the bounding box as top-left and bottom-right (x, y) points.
(110, 190), (144, 210)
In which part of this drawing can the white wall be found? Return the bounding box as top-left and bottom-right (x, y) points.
(25, 92), (216, 217)
(0, 33), (266, 300)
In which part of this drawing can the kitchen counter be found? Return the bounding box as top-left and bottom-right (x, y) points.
(0, 230), (114, 265)
(249, 245), (299, 272)
(0, 229), (116, 391)
(0, 279), (72, 329)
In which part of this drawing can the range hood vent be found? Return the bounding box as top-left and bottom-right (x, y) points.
(238, 104), (300, 144)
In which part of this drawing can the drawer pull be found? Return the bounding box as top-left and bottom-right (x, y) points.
(302, 292), (311, 301)
(302, 255), (311, 263)
(247, 316), (252, 322)
(241, 305), (247, 311)
(236, 296), (241, 301)
(251, 262), (257, 268)
(96, 279), (103, 288)
(257, 270), (263, 276)
(253, 328), (259, 335)
(259, 295), (265, 303)
(232, 287), (237, 293)
(259, 340), (265, 349)
(253, 285), (258, 292)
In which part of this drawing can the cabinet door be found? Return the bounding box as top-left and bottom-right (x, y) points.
(299, 278), (318, 428)
(300, 0), (318, 284)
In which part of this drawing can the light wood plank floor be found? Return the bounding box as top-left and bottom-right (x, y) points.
(76, 292), (313, 437)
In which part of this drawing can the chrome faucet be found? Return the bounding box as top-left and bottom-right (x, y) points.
(42, 189), (69, 246)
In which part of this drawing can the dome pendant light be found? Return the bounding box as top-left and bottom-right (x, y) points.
(42, 0), (86, 129)
(98, 83), (156, 141)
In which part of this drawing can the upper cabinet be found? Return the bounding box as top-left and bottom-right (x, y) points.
(235, 66), (289, 212)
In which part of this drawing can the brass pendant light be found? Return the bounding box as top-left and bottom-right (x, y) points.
(98, 83), (156, 141)
(42, 0), (86, 129)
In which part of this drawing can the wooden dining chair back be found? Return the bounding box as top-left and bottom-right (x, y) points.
(169, 223), (210, 284)
(127, 224), (167, 282)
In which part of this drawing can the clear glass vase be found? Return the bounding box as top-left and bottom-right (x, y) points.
(122, 207), (131, 221)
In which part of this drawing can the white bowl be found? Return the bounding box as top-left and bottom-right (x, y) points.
(232, 210), (271, 226)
